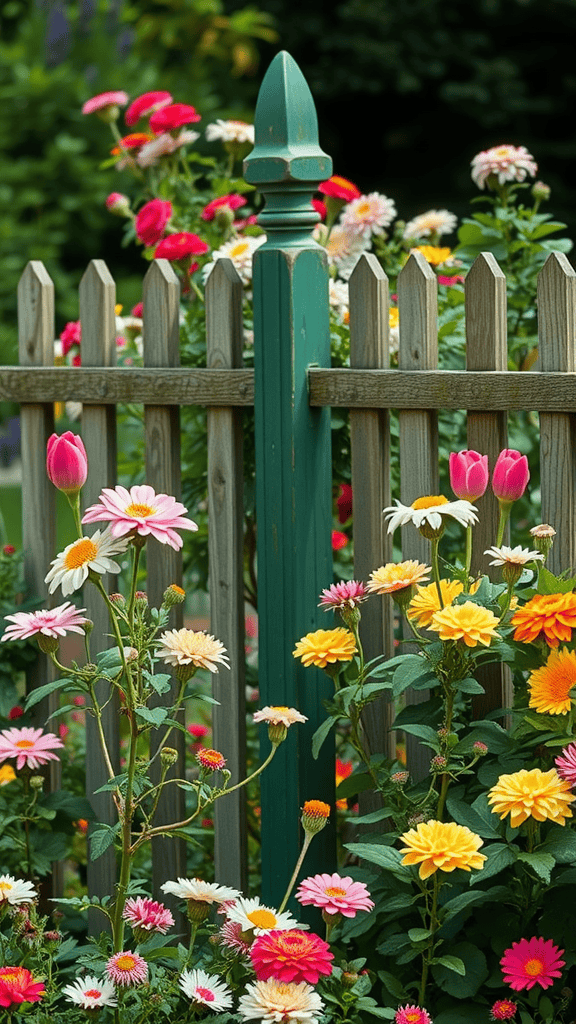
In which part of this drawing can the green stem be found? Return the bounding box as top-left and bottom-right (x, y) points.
(112, 715), (138, 951)
(418, 875), (439, 1006)
(278, 833), (313, 913)
(430, 537), (444, 608)
(88, 683), (118, 784)
(126, 543), (143, 628)
(464, 524), (473, 591)
(499, 579), (516, 621)
(185, 921), (199, 968)
(66, 493), (84, 539)
(495, 502), (512, 547)
(93, 578), (134, 704)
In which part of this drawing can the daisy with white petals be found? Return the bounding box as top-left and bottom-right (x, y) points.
(160, 877), (240, 905)
(238, 978), (325, 1023)
(207, 235), (266, 287)
(0, 875), (37, 906)
(225, 895), (302, 936)
(340, 192), (397, 238)
(404, 209), (458, 240)
(314, 223), (369, 280)
(205, 120), (255, 145)
(383, 496), (478, 535)
(44, 527), (128, 596)
(62, 976), (118, 1009)
(485, 545), (545, 566)
(253, 707), (308, 728)
(179, 968), (233, 1011)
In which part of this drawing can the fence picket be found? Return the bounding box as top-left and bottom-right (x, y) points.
(206, 259), (248, 890)
(79, 259), (120, 910)
(537, 252), (576, 575)
(349, 255), (394, 775)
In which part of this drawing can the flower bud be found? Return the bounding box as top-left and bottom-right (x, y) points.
(429, 754), (448, 773)
(37, 634), (59, 654)
(301, 799), (330, 835)
(163, 583), (186, 608)
(532, 181), (551, 202)
(2, 545), (15, 556)
(109, 593), (126, 608)
(529, 523), (556, 557)
(106, 192), (132, 217)
(341, 970), (360, 988)
(160, 747), (178, 767)
(390, 771), (409, 786)
(46, 431), (88, 496)
(449, 450), (489, 502)
(30, 775), (44, 790)
(492, 449), (529, 504)
(472, 741), (488, 756)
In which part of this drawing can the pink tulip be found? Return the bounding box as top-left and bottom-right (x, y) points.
(46, 432), (88, 495)
(449, 450), (489, 502)
(492, 449), (530, 503)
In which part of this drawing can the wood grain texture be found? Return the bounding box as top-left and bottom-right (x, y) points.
(349, 255), (394, 777)
(537, 253), (576, 574)
(206, 260), (248, 890)
(0, 367), (253, 405)
(79, 260), (120, 910)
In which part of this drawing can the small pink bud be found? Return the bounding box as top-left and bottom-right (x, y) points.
(46, 432), (88, 495)
(449, 450), (489, 501)
(106, 192), (131, 216)
(492, 449), (530, 503)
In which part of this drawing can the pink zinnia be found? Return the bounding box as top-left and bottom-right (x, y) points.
(491, 1001), (518, 1020)
(154, 232), (209, 260)
(149, 102), (201, 133)
(187, 724), (209, 739)
(135, 199), (173, 247)
(250, 930), (334, 985)
(0, 967), (45, 1008)
(555, 743), (576, 786)
(122, 897), (174, 938)
(81, 90), (128, 115)
(2, 603), (88, 642)
(125, 90), (172, 127)
(81, 484), (198, 551)
(295, 872), (374, 918)
(394, 1005), (432, 1024)
(60, 320), (81, 356)
(500, 936), (565, 991)
(106, 951), (148, 987)
(318, 581), (367, 611)
(201, 194), (247, 221)
(0, 727), (64, 770)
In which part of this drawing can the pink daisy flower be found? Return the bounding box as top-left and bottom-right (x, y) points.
(500, 936), (565, 991)
(122, 898), (174, 939)
(82, 91), (128, 116)
(395, 1005), (432, 1024)
(0, 727), (64, 770)
(106, 951), (148, 987)
(555, 743), (576, 786)
(295, 872), (374, 918)
(2, 603), (88, 643)
(318, 581), (368, 611)
(490, 1001), (518, 1021)
(125, 90), (172, 127)
(250, 930), (334, 985)
(81, 485), (198, 550)
(471, 144), (537, 190)
(218, 919), (251, 956)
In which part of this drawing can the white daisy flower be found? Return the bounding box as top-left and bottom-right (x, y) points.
(328, 279), (349, 321)
(253, 706), (308, 728)
(403, 209), (458, 240)
(160, 878), (241, 905)
(225, 895), (302, 935)
(471, 144), (537, 189)
(208, 234), (266, 287)
(179, 968), (233, 1012)
(0, 875), (38, 906)
(205, 119), (255, 145)
(383, 496), (478, 534)
(62, 975), (118, 1009)
(340, 192), (397, 238)
(484, 545), (545, 566)
(44, 527), (129, 596)
(136, 130), (199, 168)
(238, 979), (325, 1023)
(314, 223), (369, 281)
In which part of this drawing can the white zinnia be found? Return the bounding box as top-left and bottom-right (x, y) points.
(205, 119), (255, 144)
(136, 130), (199, 167)
(404, 208), (458, 239)
(484, 545), (545, 566)
(44, 527), (129, 597)
(471, 144), (537, 190)
(383, 497), (478, 534)
(340, 192), (397, 237)
(179, 968), (233, 1011)
(314, 223), (369, 281)
(0, 874), (38, 906)
(253, 706), (308, 728)
(156, 628), (230, 673)
(207, 234), (266, 287)
(160, 878), (241, 904)
(238, 979), (325, 1023)
(225, 895), (302, 935)
(328, 279), (349, 320)
(62, 976), (118, 1009)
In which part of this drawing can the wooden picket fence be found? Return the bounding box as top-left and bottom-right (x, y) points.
(2, 49), (576, 919)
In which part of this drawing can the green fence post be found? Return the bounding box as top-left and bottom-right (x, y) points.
(244, 51), (336, 907)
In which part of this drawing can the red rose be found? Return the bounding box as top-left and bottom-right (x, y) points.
(135, 199), (173, 247)
(201, 194), (247, 221)
(154, 232), (209, 260)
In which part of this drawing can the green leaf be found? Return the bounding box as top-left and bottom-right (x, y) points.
(24, 677), (76, 710)
(392, 655), (435, 696)
(135, 706), (168, 728)
(517, 851), (555, 883)
(146, 672), (172, 695)
(398, 723), (440, 746)
(336, 771), (375, 800)
(440, 889), (493, 924)
(435, 1005), (492, 1024)
(432, 955), (466, 976)
(90, 824), (120, 860)
(345, 842), (409, 879)
(537, 566), (576, 595)
(432, 942), (488, 998)
(540, 825), (576, 863)
(456, 677), (485, 695)
(353, 807), (394, 824)
(446, 794), (501, 839)
(408, 927), (432, 942)
(311, 716), (337, 759)
(469, 843), (515, 886)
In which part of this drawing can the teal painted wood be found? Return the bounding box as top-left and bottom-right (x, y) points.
(245, 51), (336, 908)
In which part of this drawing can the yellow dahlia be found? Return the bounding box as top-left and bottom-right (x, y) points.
(429, 601), (500, 647)
(528, 648), (576, 715)
(366, 561), (431, 595)
(511, 593), (576, 648)
(487, 768), (575, 827)
(292, 628), (357, 669)
(399, 820), (486, 879)
(407, 579), (465, 628)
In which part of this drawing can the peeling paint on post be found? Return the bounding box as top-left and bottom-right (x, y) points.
(244, 51), (336, 906)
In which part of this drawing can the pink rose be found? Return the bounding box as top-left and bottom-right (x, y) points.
(449, 450), (489, 502)
(492, 449), (530, 503)
(59, 321), (81, 356)
(135, 199), (173, 247)
(105, 192), (131, 216)
(46, 432), (88, 496)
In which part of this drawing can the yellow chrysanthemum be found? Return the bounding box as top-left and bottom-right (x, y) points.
(399, 820), (486, 879)
(488, 768), (575, 828)
(528, 647), (576, 715)
(366, 560), (431, 595)
(292, 628), (357, 669)
(0, 765), (16, 786)
(429, 601), (500, 647)
(413, 245), (453, 266)
(407, 579), (465, 628)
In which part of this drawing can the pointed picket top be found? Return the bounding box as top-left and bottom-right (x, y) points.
(537, 252), (576, 372)
(397, 250), (438, 370)
(465, 252), (506, 371)
(18, 261), (54, 366)
(79, 260), (116, 366)
(143, 259), (180, 366)
(349, 254), (389, 368)
(205, 259), (244, 369)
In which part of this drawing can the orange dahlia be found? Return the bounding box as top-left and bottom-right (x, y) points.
(511, 593), (576, 648)
(528, 648), (576, 715)
(429, 601), (500, 647)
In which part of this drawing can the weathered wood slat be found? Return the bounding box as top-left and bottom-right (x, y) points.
(79, 260), (120, 912)
(141, 262), (186, 933)
(0, 367), (253, 405)
(206, 260), (248, 891)
(537, 253), (576, 574)
(349, 255), (394, 776)
(464, 252), (511, 718)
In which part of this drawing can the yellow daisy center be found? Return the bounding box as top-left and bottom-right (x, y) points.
(229, 241), (250, 258)
(125, 502), (155, 518)
(412, 495), (449, 510)
(406, 1014), (422, 1023)
(0, 882), (13, 892)
(524, 958), (544, 977)
(356, 201), (370, 215)
(247, 908), (278, 929)
(271, 705), (289, 712)
(64, 538), (98, 570)
(15, 740), (34, 749)
(116, 955), (137, 971)
(325, 886), (347, 897)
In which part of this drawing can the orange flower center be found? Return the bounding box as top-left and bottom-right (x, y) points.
(356, 201), (370, 215)
(229, 241), (250, 258)
(303, 800), (330, 818)
(64, 538), (98, 569)
(85, 989), (102, 999)
(116, 955), (137, 971)
(125, 503), (155, 518)
(15, 740), (34, 748)
(169, 584), (185, 595)
(524, 958), (544, 977)
(406, 1014), (422, 1023)
(412, 495), (449, 510)
(199, 750), (224, 766)
(325, 887), (347, 897)
(247, 908), (278, 929)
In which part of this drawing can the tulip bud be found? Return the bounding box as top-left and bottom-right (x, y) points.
(46, 432), (88, 496)
(492, 449), (530, 503)
(449, 450), (489, 502)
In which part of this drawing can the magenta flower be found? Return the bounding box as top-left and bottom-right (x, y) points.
(81, 90), (128, 116)
(135, 199), (173, 248)
(201, 194), (247, 221)
(154, 232), (209, 261)
(449, 450), (489, 502)
(105, 192), (131, 216)
(555, 743), (576, 786)
(394, 1005), (432, 1024)
(490, 1001), (518, 1021)
(125, 90), (172, 127)
(81, 485), (198, 550)
(46, 432), (88, 496)
(318, 581), (368, 611)
(149, 102), (201, 133)
(59, 321), (81, 356)
(492, 449), (530, 503)
(0, 727), (64, 770)
(250, 930), (334, 985)
(105, 951), (148, 987)
(2, 603), (88, 643)
(295, 873), (374, 918)
(500, 936), (565, 991)
(122, 897), (174, 939)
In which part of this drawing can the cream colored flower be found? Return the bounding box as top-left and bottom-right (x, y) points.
(44, 527), (129, 596)
(404, 209), (458, 240)
(253, 706), (308, 728)
(485, 545), (544, 566)
(156, 629), (230, 673)
(160, 878), (240, 904)
(238, 979), (324, 1023)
